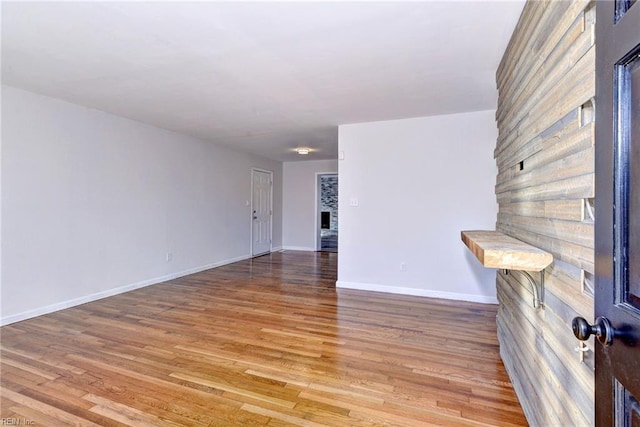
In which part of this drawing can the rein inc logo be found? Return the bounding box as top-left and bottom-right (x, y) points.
(1, 419), (35, 426)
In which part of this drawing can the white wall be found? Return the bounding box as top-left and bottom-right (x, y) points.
(338, 111), (498, 303)
(282, 159), (338, 251)
(1, 85), (282, 324)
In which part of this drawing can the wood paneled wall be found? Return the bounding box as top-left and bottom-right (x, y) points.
(494, 1), (595, 425)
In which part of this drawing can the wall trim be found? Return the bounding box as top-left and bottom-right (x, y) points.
(335, 280), (498, 304)
(281, 246), (317, 252)
(0, 254), (251, 326)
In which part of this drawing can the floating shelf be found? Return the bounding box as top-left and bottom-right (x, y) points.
(461, 230), (553, 271)
(461, 230), (553, 309)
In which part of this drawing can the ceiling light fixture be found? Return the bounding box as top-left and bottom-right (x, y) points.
(296, 148), (311, 155)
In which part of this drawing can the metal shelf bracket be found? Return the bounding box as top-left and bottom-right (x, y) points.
(503, 269), (545, 309)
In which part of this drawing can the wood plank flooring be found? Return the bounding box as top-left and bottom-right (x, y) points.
(0, 251), (527, 426)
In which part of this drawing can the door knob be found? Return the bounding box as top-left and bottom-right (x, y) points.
(572, 316), (615, 347)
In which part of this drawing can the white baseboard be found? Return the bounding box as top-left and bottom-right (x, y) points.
(271, 246), (284, 252)
(1, 254), (251, 326)
(281, 246), (317, 252)
(335, 281), (498, 304)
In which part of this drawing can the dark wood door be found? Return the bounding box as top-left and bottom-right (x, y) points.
(594, 1), (640, 424)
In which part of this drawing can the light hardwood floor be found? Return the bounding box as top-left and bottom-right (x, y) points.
(1, 251), (527, 426)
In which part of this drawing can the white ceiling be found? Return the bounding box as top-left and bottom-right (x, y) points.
(2, 1), (524, 162)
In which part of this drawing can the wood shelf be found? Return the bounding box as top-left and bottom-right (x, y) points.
(461, 230), (553, 272)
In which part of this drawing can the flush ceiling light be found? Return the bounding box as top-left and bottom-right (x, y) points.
(295, 148), (311, 155)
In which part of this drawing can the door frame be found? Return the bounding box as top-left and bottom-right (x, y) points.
(250, 168), (273, 257)
(315, 172), (338, 251)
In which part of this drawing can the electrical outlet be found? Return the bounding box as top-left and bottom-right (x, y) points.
(166, 252), (173, 262)
(400, 262), (407, 271)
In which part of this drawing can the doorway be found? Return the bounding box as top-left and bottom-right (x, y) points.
(251, 169), (272, 257)
(316, 173), (338, 252)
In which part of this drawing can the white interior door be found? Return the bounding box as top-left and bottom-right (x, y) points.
(251, 169), (272, 256)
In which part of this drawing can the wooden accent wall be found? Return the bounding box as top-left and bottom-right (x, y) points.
(494, 1), (596, 425)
